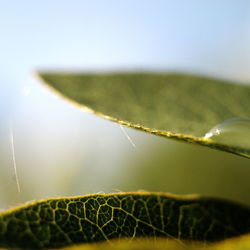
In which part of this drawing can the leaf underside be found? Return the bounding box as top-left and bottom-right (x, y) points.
(0, 192), (249, 249)
(38, 72), (250, 158)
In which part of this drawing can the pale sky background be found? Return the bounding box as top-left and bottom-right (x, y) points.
(1, 1), (250, 209)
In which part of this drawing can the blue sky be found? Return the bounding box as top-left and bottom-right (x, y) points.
(0, 0), (250, 207)
(1, 1), (250, 76)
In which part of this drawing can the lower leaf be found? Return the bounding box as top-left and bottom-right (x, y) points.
(0, 192), (249, 249)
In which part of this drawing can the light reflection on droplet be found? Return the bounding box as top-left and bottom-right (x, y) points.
(204, 118), (250, 155)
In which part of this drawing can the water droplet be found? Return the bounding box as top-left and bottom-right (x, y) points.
(204, 117), (250, 157)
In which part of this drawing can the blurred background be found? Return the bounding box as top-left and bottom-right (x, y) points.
(0, 0), (250, 209)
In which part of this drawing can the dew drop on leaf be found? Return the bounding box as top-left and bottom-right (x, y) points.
(204, 117), (250, 157)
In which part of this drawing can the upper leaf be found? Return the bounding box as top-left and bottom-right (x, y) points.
(38, 72), (250, 157)
(0, 192), (250, 249)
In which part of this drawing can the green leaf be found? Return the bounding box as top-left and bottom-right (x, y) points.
(0, 192), (249, 249)
(37, 72), (250, 158)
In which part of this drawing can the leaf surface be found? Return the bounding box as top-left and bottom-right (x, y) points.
(38, 72), (250, 158)
(0, 192), (249, 249)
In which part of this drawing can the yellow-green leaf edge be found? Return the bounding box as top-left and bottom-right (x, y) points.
(62, 234), (250, 250)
